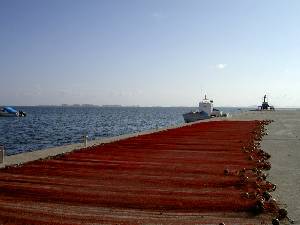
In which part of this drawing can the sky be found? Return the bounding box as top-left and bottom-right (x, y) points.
(1, 0), (300, 107)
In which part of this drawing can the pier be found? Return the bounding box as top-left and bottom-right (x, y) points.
(0, 111), (299, 224)
(233, 110), (300, 223)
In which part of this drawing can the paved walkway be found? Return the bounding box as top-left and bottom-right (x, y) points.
(232, 110), (300, 224)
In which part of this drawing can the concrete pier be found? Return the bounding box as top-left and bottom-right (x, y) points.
(0, 110), (299, 224)
(231, 110), (300, 223)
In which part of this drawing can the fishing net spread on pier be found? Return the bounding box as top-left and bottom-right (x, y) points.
(0, 120), (283, 224)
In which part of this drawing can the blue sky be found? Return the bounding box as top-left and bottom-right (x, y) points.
(1, 0), (300, 107)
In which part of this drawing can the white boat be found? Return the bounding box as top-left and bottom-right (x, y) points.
(183, 95), (225, 123)
(211, 108), (223, 117)
(0, 107), (26, 117)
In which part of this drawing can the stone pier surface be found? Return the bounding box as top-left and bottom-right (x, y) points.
(0, 110), (299, 224)
(231, 110), (300, 224)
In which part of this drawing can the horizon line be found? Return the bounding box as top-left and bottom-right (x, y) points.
(2, 104), (300, 109)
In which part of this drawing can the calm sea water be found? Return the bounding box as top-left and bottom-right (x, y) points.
(0, 106), (242, 155)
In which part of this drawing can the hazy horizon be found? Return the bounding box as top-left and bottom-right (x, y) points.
(1, 1), (300, 107)
(3, 104), (300, 109)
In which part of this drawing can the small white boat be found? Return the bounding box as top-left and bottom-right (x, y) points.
(183, 95), (225, 123)
(211, 108), (223, 117)
(0, 107), (26, 117)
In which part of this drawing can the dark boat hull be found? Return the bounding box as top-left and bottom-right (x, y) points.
(0, 112), (18, 117)
(182, 111), (210, 123)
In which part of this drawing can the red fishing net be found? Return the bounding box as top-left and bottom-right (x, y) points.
(0, 120), (278, 224)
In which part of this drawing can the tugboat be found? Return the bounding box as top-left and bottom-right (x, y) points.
(0, 107), (26, 117)
(183, 95), (225, 123)
(258, 95), (275, 111)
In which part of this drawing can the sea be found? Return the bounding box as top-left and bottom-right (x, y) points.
(0, 106), (244, 155)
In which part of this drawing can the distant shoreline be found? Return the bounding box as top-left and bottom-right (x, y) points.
(3, 105), (300, 109)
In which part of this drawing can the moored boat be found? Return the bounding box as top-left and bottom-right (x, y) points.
(250, 95), (275, 111)
(0, 107), (26, 117)
(183, 111), (210, 123)
(259, 95), (275, 111)
(183, 95), (226, 123)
